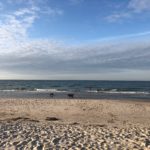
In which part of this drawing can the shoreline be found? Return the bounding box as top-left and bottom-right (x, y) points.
(1, 90), (150, 101)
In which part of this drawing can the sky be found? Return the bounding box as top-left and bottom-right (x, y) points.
(0, 0), (150, 80)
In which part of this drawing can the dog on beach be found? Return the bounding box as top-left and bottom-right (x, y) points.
(67, 93), (74, 98)
(50, 93), (54, 97)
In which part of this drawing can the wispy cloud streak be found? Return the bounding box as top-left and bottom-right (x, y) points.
(128, 0), (150, 12)
(106, 0), (150, 22)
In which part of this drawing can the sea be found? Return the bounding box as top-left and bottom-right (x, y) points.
(0, 80), (150, 100)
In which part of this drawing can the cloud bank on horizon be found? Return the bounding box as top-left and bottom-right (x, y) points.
(0, 0), (150, 80)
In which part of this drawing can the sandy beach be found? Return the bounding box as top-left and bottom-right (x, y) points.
(0, 98), (150, 149)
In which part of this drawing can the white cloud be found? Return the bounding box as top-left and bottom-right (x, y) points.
(0, 7), (37, 54)
(105, 12), (131, 23)
(0, 0), (63, 54)
(106, 0), (150, 22)
(14, 7), (36, 16)
(128, 0), (150, 12)
(1, 34), (150, 75)
(40, 7), (64, 16)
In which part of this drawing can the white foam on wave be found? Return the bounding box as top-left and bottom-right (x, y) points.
(35, 88), (67, 93)
(87, 89), (149, 95)
(101, 91), (149, 94)
(86, 90), (98, 93)
(0, 90), (17, 92)
(0, 88), (149, 95)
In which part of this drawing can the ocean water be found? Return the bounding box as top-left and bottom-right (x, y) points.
(0, 80), (150, 100)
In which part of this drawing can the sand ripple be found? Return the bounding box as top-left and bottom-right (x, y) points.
(0, 121), (150, 150)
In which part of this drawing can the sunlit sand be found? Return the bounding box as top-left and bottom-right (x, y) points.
(0, 98), (150, 149)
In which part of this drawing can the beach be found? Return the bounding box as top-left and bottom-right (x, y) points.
(0, 98), (150, 149)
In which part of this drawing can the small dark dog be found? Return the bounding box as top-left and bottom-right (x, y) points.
(50, 93), (54, 97)
(67, 93), (74, 98)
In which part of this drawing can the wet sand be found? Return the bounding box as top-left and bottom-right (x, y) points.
(0, 98), (150, 149)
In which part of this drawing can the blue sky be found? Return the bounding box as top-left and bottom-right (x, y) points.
(0, 0), (150, 80)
